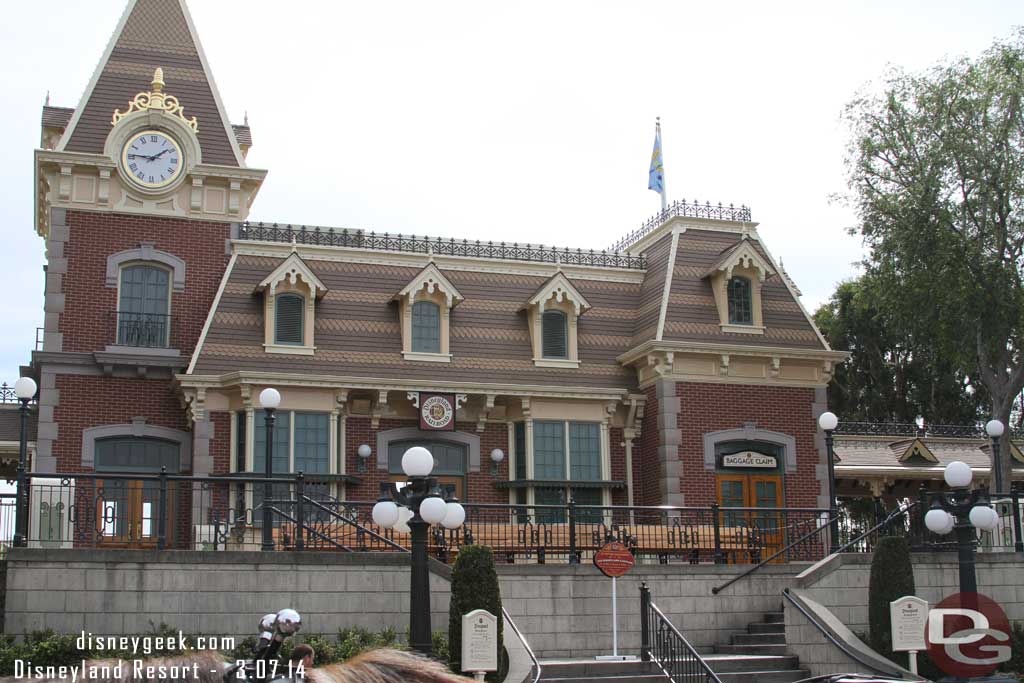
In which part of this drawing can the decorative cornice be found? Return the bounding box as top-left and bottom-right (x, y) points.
(702, 236), (777, 282)
(112, 68), (198, 132)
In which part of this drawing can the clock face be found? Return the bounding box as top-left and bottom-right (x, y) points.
(120, 130), (183, 190)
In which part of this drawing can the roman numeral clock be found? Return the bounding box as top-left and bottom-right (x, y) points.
(107, 67), (201, 198)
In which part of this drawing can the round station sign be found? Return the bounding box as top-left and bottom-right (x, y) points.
(593, 541), (635, 578)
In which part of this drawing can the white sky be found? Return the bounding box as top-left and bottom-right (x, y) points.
(1, 0), (1021, 384)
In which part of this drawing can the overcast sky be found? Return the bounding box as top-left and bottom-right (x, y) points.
(1, 1), (1021, 384)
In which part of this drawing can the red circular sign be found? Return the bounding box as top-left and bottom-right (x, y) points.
(593, 541), (635, 578)
(925, 592), (1011, 679)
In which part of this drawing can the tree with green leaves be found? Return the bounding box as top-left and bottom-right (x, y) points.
(814, 277), (987, 424)
(843, 29), (1024, 492)
(448, 545), (507, 682)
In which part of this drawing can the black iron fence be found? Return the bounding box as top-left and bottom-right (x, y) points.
(111, 311), (175, 348)
(8, 473), (1024, 563)
(238, 222), (647, 270)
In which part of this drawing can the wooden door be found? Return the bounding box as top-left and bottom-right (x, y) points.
(96, 480), (171, 548)
(716, 473), (782, 562)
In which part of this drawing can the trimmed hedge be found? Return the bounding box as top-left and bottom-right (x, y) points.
(448, 545), (508, 682)
(867, 535), (915, 658)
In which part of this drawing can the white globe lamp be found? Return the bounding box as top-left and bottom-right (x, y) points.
(944, 461), (972, 489)
(372, 500), (400, 528)
(358, 444), (372, 459)
(969, 505), (999, 531)
(818, 411), (838, 431)
(393, 506), (414, 534)
(402, 446), (434, 477)
(259, 387), (281, 410)
(925, 508), (954, 535)
(419, 496), (448, 525)
(985, 419), (1005, 438)
(14, 377), (37, 401)
(491, 448), (505, 464)
(442, 501), (466, 529)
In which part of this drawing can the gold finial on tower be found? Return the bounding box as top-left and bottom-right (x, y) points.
(151, 67), (165, 92)
(111, 66), (198, 132)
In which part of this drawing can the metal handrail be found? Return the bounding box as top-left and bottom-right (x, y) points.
(711, 514), (839, 595)
(782, 589), (919, 680)
(294, 494), (407, 552)
(641, 584), (723, 683)
(833, 501), (917, 555)
(502, 607), (541, 683)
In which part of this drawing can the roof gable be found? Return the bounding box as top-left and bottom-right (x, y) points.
(524, 272), (591, 315)
(393, 263), (463, 308)
(256, 253), (327, 299)
(891, 438), (939, 464)
(59, 0), (244, 167)
(702, 236), (777, 282)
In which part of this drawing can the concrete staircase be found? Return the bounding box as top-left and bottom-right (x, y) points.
(537, 610), (809, 683)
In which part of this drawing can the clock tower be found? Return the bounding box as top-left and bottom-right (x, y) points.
(31, 0), (266, 492)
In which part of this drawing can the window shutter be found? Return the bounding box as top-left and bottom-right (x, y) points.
(542, 310), (568, 358)
(275, 294), (304, 344)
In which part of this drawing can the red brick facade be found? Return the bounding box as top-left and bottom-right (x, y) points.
(60, 210), (229, 355)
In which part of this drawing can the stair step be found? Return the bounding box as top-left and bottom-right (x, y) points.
(748, 622), (785, 634)
(541, 677), (665, 683)
(763, 611), (785, 623)
(703, 654), (800, 673)
(538, 660), (656, 679)
(730, 632), (786, 645)
(714, 644), (790, 656)
(716, 669), (810, 683)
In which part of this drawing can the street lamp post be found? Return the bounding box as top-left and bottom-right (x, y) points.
(985, 419), (1005, 495)
(923, 461), (999, 595)
(12, 377), (37, 548)
(818, 411), (840, 553)
(372, 446), (466, 656)
(259, 387), (281, 552)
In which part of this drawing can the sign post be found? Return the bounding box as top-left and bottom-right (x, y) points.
(461, 609), (498, 682)
(890, 596), (928, 674)
(593, 541), (637, 661)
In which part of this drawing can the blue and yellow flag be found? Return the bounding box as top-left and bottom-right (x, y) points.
(648, 124), (664, 194)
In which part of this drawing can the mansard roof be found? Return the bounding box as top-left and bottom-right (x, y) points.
(58, 0), (244, 167)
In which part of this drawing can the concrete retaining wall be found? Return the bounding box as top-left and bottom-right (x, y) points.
(4, 549), (804, 660)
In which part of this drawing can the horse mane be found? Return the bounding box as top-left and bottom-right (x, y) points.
(309, 648), (474, 683)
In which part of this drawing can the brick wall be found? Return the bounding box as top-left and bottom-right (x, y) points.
(60, 210), (230, 354)
(51, 375), (189, 473)
(676, 382), (818, 508)
(343, 417), (509, 504)
(637, 383), (661, 506)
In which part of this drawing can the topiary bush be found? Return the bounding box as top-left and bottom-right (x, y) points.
(867, 536), (916, 667)
(448, 545), (507, 682)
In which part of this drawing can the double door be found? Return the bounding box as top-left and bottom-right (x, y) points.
(96, 479), (172, 548)
(717, 474), (783, 561)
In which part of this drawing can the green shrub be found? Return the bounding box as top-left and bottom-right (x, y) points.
(448, 545), (507, 682)
(867, 536), (915, 660)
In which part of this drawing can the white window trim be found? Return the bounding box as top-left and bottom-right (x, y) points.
(516, 419), (611, 509)
(525, 273), (590, 368)
(402, 351), (453, 362)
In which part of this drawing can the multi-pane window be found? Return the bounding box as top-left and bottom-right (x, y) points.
(118, 265), (170, 347)
(251, 411), (331, 524)
(727, 276), (753, 325)
(275, 293), (305, 345)
(511, 420), (605, 522)
(388, 439), (466, 500)
(94, 437), (180, 541)
(411, 301), (441, 353)
(95, 437), (180, 473)
(541, 310), (568, 358)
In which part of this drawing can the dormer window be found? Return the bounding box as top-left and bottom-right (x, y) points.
(703, 236), (775, 335)
(542, 310), (568, 358)
(394, 263), (463, 363)
(411, 301), (441, 353)
(727, 277), (753, 325)
(274, 293), (305, 345)
(523, 272), (590, 368)
(256, 252), (327, 356)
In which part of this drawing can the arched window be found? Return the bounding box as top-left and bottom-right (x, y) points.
(118, 264), (170, 347)
(727, 277), (753, 325)
(542, 310), (568, 358)
(275, 293), (305, 345)
(412, 301), (441, 353)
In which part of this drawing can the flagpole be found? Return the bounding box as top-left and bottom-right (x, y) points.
(657, 117), (667, 212)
